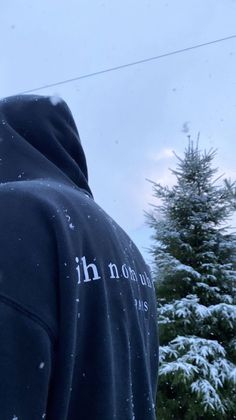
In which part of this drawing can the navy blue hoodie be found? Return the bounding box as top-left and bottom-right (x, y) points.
(0, 95), (158, 420)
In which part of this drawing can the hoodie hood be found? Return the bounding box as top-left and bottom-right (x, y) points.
(0, 94), (93, 197)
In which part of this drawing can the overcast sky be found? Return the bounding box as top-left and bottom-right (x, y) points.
(1, 0), (236, 263)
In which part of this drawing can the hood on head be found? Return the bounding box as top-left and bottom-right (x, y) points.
(0, 94), (93, 197)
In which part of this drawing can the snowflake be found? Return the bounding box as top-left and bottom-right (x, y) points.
(49, 95), (63, 106)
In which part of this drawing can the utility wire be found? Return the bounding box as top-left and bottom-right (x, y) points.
(15, 34), (236, 95)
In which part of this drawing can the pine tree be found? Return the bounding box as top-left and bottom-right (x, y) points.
(146, 139), (236, 419)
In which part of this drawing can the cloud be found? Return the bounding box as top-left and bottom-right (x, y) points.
(149, 148), (175, 162)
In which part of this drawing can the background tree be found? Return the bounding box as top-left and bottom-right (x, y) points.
(146, 139), (236, 420)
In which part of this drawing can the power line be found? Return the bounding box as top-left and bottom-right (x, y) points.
(15, 34), (236, 95)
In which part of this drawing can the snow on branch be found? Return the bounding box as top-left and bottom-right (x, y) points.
(159, 360), (198, 378)
(159, 295), (209, 322)
(159, 335), (236, 413)
(191, 379), (226, 414)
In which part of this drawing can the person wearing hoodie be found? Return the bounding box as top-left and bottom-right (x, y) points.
(0, 94), (159, 420)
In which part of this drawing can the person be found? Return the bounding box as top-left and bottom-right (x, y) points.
(0, 94), (159, 420)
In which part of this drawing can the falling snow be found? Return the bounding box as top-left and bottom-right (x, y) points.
(49, 95), (63, 106)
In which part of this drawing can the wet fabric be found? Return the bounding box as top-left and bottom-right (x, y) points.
(0, 95), (159, 420)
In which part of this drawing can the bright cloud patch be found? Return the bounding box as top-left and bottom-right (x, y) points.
(151, 148), (174, 161)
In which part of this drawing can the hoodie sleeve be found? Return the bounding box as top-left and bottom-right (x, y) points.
(0, 187), (58, 419)
(0, 296), (54, 419)
(0, 187), (59, 331)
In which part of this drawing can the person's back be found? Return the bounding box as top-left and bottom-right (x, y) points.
(0, 95), (159, 420)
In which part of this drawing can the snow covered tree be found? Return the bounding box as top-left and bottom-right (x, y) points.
(146, 139), (236, 419)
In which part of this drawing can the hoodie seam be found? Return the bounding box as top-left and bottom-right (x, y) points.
(0, 294), (57, 345)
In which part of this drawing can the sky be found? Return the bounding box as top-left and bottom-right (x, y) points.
(1, 0), (236, 264)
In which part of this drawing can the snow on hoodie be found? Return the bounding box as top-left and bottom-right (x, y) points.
(0, 94), (159, 420)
